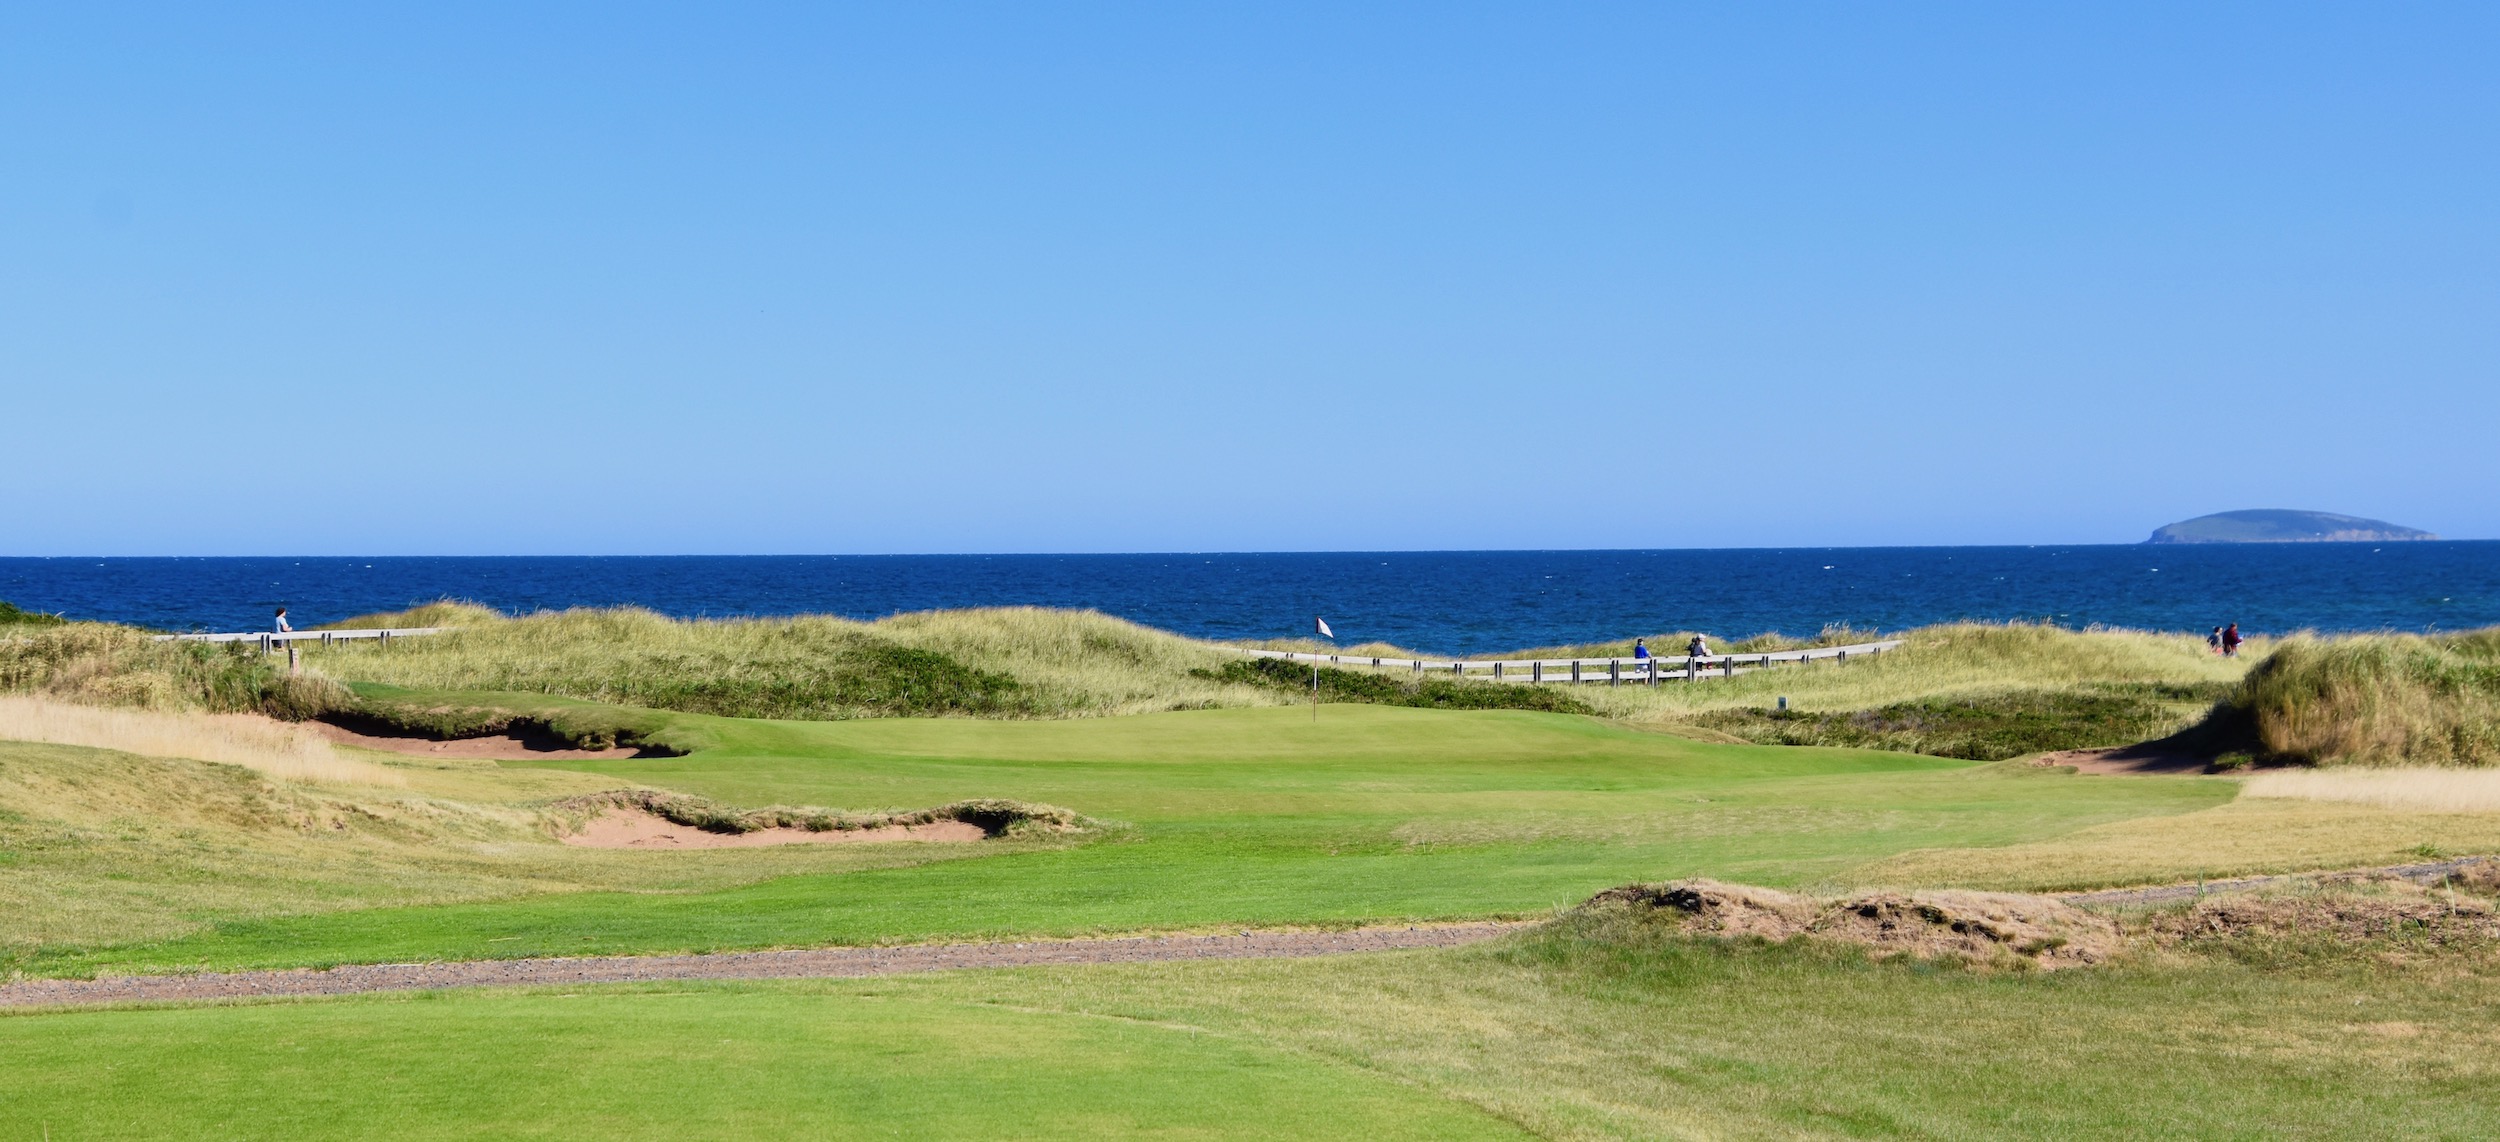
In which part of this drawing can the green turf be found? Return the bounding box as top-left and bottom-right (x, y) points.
(13, 928), (2498, 1140)
(0, 987), (1527, 1141)
(45, 703), (2235, 976)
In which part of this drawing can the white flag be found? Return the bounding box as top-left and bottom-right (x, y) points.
(1314, 616), (1333, 639)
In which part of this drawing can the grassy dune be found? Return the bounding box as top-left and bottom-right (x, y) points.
(20, 599), (2500, 768)
(2192, 630), (2500, 766)
(307, 610), (2265, 763)
(313, 604), (1286, 720)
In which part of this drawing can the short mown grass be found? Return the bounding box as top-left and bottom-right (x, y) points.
(10, 912), (2500, 1139)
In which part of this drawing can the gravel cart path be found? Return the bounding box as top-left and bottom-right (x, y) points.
(1, 923), (1528, 1010)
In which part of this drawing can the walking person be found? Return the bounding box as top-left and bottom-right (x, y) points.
(1686, 633), (1710, 665)
(2221, 622), (2243, 658)
(273, 607), (293, 635)
(2207, 626), (2224, 655)
(1633, 637), (1651, 677)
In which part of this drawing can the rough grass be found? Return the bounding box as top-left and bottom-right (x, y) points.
(0, 736), (1063, 970)
(0, 694), (402, 786)
(1846, 791), (2500, 893)
(1191, 656), (1595, 713)
(0, 622), (349, 718)
(1689, 682), (2230, 760)
(2188, 630), (2500, 766)
(0, 600), (66, 628)
(302, 605), (1280, 720)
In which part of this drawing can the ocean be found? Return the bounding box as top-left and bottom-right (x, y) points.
(4, 544), (2496, 656)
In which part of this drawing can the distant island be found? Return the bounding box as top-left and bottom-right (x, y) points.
(2146, 509), (2438, 545)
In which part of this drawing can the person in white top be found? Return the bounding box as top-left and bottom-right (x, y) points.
(1686, 634), (1709, 662)
(273, 607), (293, 634)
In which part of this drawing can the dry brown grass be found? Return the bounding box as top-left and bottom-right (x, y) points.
(1581, 878), (2123, 967)
(0, 694), (402, 786)
(2245, 767), (2500, 813)
(1847, 794), (2500, 893)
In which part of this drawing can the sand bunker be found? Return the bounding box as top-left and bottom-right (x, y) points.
(316, 721), (651, 761)
(2033, 745), (2211, 776)
(1589, 879), (2123, 968)
(562, 807), (988, 849)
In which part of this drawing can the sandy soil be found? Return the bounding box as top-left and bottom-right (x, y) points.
(561, 807), (986, 849)
(0, 923), (1527, 1009)
(315, 722), (649, 761)
(2033, 745), (2213, 776)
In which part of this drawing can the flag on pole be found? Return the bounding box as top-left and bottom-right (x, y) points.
(1314, 617), (1333, 639)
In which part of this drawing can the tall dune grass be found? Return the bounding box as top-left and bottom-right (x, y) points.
(1567, 621), (2253, 722)
(2194, 632), (2500, 766)
(0, 622), (350, 717)
(0, 694), (403, 785)
(2244, 767), (2500, 814)
(310, 605), (1284, 720)
(306, 608), (2258, 729)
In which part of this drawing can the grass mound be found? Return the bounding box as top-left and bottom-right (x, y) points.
(0, 622), (349, 719)
(1691, 682), (2229, 760)
(0, 600), (66, 628)
(1578, 879), (2122, 968)
(2141, 873), (2500, 966)
(556, 789), (1094, 838)
(303, 606), (1275, 720)
(1191, 657), (1595, 714)
(316, 600), (506, 629)
(2185, 630), (2500, 766)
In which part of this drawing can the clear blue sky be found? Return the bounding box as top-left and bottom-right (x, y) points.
(6, 3), (2493, 555)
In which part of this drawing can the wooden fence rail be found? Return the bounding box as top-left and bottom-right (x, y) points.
(152, 627), (445, 652)
(1241, 639), (1905, 686)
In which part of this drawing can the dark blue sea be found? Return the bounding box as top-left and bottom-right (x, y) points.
(4, 544), (2496, 656)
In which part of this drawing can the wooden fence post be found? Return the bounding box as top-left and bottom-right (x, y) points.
(1608, 659), (1619, 686)
(1532, 662), (1542, 683)
(1571, 660), (1581, 683)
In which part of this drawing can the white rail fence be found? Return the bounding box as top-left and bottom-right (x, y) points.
(1242, 639), (1906, 686)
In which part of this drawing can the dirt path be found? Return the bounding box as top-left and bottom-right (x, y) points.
(0, 923), (1528, 1010)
